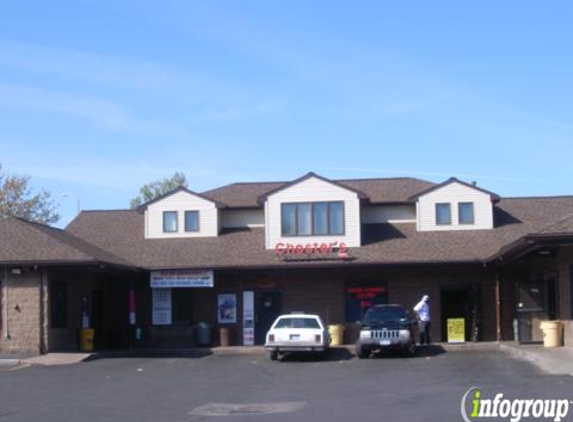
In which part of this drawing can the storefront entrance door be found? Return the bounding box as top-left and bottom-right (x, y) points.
(255, 291), (282, 345)
(516, 280), (553, 343)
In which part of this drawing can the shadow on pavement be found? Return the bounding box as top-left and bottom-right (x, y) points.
(86, 348), (213, 361)
(275, 347), (354, 363)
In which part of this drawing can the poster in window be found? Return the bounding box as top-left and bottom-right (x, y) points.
(218, 293), (237, 324)
(152, 288), (172, 325)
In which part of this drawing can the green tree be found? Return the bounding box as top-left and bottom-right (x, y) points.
(0, 164), (60, 224)
(130, 172), (188, 209)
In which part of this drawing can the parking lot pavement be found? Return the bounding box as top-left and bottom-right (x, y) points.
(0, 350), (572, 422)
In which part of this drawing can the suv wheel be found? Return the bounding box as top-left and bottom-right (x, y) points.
(404, 341), (416, 357)
(355, 342), (369, 359)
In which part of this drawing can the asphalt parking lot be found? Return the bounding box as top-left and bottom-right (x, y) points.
(0, 349), (572, 422)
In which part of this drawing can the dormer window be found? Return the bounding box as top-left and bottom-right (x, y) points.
(163, 211), (178, 233)
(435, 203), (451, 225)
(185, 211), (200, 232)
(458, 202), (475, 225)
(281, 201), (345, 236)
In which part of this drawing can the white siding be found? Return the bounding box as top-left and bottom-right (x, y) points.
(221, 209), (265, 228)
(417, 182), (494, 231)
(145, 190), (219, 239)
(265, 176), (361, 249)
(362, 205), (416, 224)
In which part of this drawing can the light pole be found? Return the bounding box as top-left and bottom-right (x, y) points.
(61, 192), (81, 215)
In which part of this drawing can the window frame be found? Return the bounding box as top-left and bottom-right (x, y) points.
(281, 201), (345, 237)
(163, 211), (178, 233)
(435, 203), (452, 226)
(458, 202), (475, 225)
(184, 210), (200, 232)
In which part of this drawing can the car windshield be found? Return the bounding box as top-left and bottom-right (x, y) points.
(363, 307), (408, 324)
(274, 317), (321, 329)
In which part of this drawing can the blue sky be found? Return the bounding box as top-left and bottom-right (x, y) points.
(0, 0), (572, 227)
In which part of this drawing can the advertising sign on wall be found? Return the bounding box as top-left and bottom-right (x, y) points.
(447, 318), (466, 343)
(243, 291), (255, 346)
(150, 269), (214, 288)
(218, 294), (237, 324)
(152, 288), (172, 325)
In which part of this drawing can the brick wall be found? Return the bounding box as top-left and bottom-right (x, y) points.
(0, 269), (43, 354)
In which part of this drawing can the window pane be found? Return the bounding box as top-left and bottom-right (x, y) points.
(297, 203), (312, 236)
(163, 211), (178, 232)
(459, 202), (474, 224)
(281, 204), (297, 236)
(313, 202), (328, 235)
(329, 202), (344, 235)
(185, 211), (199, 232)
(436, 203), (451, 225)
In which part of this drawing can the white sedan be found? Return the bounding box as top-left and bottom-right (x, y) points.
(264, 313), (330, 361)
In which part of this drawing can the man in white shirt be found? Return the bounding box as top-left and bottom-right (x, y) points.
(413, 295), (431, 345)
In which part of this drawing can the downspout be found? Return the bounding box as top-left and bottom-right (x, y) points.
(3, 266), (9, 340)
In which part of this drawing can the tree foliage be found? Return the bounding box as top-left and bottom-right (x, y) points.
(0, 164), (60, 224)
(130, 172), (188, 209)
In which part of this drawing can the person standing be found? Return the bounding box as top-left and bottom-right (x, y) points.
(413, 295), (431, 345)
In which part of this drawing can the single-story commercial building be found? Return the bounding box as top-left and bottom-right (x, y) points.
(1, 172), (573, 354)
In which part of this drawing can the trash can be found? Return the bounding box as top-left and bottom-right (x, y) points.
(195, 322), (212, 347)
(79, 328), (95, 352)
(328, 324), (345, 346)
(219, 327), (232, 347)
(540, 320), (563, 348)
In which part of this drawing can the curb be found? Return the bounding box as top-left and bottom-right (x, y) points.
(0, 359), (21, 368)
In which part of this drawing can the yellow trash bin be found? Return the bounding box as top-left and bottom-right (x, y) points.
(328, 324), (345, 346)
(540, 321), (563, 348)
(79, 328), (95, 352)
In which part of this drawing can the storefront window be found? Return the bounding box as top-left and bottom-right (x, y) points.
(345, 282), (387, 323)
(297, 203), (312, 235)
(313, 202), (328, 235)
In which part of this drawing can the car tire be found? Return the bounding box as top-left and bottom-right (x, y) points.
(404, 341), (416, 357)
(270, 350), (278, 361)
(355, 342), (369, 359)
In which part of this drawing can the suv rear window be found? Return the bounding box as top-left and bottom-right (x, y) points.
(363, 307), (408, 324)
(275, 318), (321, 329)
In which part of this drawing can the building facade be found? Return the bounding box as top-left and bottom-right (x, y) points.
(1, 172), (573, 353)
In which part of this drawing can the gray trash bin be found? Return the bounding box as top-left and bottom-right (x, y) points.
(195, 322), (212, 347)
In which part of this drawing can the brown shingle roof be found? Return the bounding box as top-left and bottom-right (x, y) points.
(202, 177), (435, 208)
(0, 217), (132, 267)
(63, 196), (573, 269)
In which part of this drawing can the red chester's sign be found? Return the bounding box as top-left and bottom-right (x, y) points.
(275, 241), (349, 258)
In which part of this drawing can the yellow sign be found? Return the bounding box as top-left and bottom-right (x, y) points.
(447, 318), (465, 343)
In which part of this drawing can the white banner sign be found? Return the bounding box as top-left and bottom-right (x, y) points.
(152, 288), (172, 325)
(243, 291), (255, 346)
(150, 269), (214, 288)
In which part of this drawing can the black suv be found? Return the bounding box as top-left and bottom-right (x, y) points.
(355, 304), (417, 358)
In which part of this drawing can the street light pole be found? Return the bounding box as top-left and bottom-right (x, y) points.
(61, 193), (81, 215)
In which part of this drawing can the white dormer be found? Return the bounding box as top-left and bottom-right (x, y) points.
(261, 172), (365, 249)
(141, 187), (221, 239)
(413, 178), (498, 232)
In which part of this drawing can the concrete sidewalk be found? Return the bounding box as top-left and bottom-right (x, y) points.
(499, 342), (573, 376)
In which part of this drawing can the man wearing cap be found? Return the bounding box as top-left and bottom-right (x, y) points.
(413, 295), (431, 345)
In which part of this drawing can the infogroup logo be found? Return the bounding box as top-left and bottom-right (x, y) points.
(461, 387), (571, 422)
